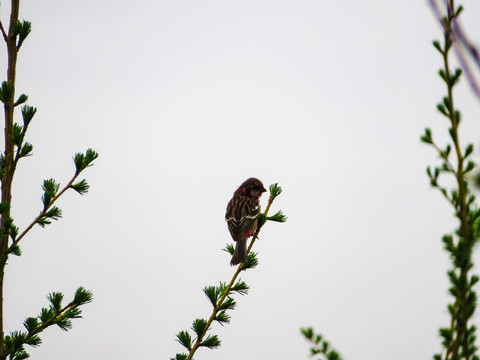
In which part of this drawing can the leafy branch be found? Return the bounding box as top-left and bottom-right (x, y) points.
(300, 327), (343, 360)
(171, 183), (286, 360)
(421, 2), (480, 360)
(4, 287), (92, 360)
(7, 149), (98, 252)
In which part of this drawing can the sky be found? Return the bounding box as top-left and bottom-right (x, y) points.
(1, 1), (480, 359)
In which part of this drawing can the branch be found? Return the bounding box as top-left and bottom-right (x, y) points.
(5, 287), (92, 359)
(8, 149), (98, 250)
(9, 174), (78, 249)
(431, 141), (457, 176)
(0, 21), (6, 42)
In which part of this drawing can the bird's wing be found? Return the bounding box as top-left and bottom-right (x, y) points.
(226, 196), (260, 242)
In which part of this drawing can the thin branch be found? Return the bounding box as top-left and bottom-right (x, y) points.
(246, 194), (275, 254)
(12, 128), (29, 173)
(431, 141), (457, 176)
(186, 261), (242, 359)
(8, 300), (78, 358)
(9, 172), (80, 249)
(0, 21), (6, 42)
(437, 187), (457, 213)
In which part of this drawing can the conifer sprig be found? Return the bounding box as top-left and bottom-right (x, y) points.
(300, 327), (343, 360)
(4, 287), (92, 359)
(172, 183), (286, 360)
(7, 148), (98, 252)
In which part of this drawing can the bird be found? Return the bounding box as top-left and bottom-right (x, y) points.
(225, 178), (267, 266)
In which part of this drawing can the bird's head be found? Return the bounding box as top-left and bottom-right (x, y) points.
(235, 178), (267, 198)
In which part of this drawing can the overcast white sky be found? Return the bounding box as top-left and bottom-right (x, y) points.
(1, 1), (480, 359)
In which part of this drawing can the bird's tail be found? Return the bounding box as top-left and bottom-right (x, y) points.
(230, 238), (247, 266)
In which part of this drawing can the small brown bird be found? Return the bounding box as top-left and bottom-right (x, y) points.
(225, 178), (267, 266)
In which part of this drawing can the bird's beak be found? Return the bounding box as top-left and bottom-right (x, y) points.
(262, 187), (267, 193)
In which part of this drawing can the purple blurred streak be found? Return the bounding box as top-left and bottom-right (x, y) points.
(428, 0), (480, 100)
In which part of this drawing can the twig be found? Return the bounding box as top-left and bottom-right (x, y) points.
(431, 141), (457, 176)
(9, 172), (80, 249)
(0, 21), (6, 42)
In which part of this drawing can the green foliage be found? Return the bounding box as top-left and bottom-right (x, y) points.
(19, 142), (33, 158)
(223, 243), (235, 255)
(257, 212), (267, 229)
(6, 105), (37, 162)
(240, 251), (258, 271)
(41, 179), (60, 209)
(21, 105), (36, 127)
(0, 202), (9, 214)
(36, 179), (65, 227)
(269, 182), (282, 198)
(12, 351), (29, 360)
(14, 20), (31, 49)
(9, 225), (18, 241)
(5, 287), (92, 359)
(14, 94), (28, 107)
(0, 216), (20, 261)
(433, 40), (443, 54)
(217, 297), (235, 311)
(258, 207), (286, 230)
(23, 317), (39, 333)
(203, 283), (227, 307)
(421, 128), (433, 144)
(176, 331), (192, 350)
(70, 179), (90, 195)
(12, 123), (23, 147)
(300, 327), (343, 360)
(0, 81), (13, 104)
(201, 334), (220, 349)
(37, 206), (62, 227)
(47, 292), (63, 313)
(170, 354), (188, 360)
(215, 310), (230, 324)
(267, 210), (287, 223)
(74, 149), (99, 174)
(230, 280), (249, 295)
(191, 318), (207, 337)
(465, 144), (474, 159)
(31, 151), (97, 229)
(72, 287), (93, 306)
(7, 244), (21, 257)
